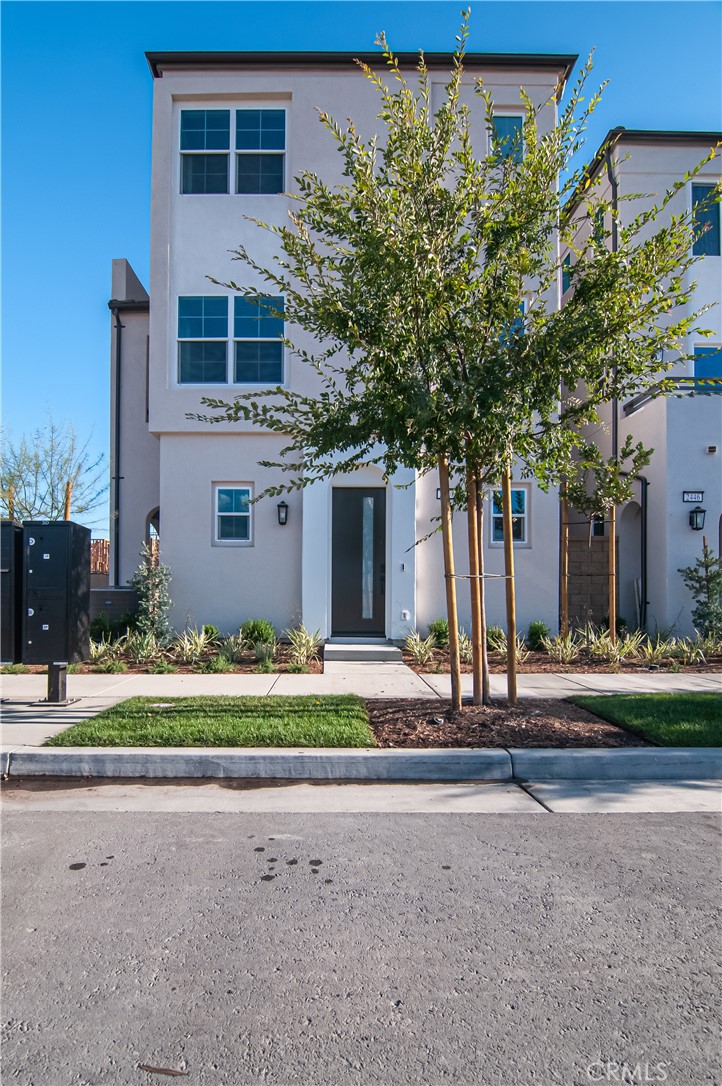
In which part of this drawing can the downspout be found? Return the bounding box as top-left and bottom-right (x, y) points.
(620, 470), (650, 632)
(604, 145), (620, 459)
(111, 308), (123, 587)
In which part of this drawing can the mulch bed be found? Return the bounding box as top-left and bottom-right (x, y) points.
(403, 649), (722, 675)
(366, 697), (652, 748)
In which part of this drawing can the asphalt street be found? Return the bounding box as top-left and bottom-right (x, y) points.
(2, 801), (720, 1086)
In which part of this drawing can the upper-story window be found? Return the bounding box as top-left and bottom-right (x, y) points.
(180, 110), (230, 194)
(234, 296), (284, 382)
(180, 108), (286, 195)
(694, 345), (722, 382)
(562, 254), (572, 295)
(236, 110), (285, 194)
(492, 116), (523, 163)
(177, 294), (284, 384)
(178, 296), (228, 383)
(692, 184), (721, 256)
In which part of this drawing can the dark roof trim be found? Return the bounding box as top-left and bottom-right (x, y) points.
(108, 299), (150, 312)
(146, 50), (578, 98)
(563, 126), (722, 219)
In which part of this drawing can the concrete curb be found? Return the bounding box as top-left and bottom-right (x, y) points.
(1, 746), (513, 781)
(2, 745), (722, 782)
(509, 747), (722, 781)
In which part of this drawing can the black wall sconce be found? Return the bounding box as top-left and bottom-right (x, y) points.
(277, 500), (289, 526)
(689, 506), (706, 531)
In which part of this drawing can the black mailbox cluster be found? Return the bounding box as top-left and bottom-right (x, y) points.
(1, 520), (90, 666)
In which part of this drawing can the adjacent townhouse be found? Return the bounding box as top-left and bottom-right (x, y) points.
(109, 49), (578, 640)
(561, 129), (721, 636)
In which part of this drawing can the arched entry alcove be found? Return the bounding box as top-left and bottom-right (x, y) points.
(619, 501), (642, 629)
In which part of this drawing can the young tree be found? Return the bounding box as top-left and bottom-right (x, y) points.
(679, 540), (722, 639)
(0, 416), (106, 523)
(194, 19), (719, 709)
(128, 543), (174, 646)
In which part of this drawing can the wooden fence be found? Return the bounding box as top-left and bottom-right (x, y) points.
(90, 538), (159, 574)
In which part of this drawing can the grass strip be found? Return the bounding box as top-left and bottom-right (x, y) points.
(45, 695), (374, 748)
(572, 692), (722, 747)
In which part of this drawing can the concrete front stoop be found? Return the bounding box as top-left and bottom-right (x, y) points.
(323, 643), (403, 663)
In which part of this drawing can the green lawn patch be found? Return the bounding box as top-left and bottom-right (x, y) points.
(45, 695), (374, 748)
(572, 692), (722, 747)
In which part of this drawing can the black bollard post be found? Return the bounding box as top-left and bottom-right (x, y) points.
(47, 663), (67, 704)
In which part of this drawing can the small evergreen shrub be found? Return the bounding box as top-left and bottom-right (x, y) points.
(679, 541), (722, 638)
(254, 658), (276, 674)
(287, 661), (309, 674)
(149, 660), (177, 675)
(427, 618), (449, 647)
(93, 660), (128, 674)
(486, 626), (506, 653)
(128, 544), (173, 646)
(202, 624), (221, 644)
(241, 618), (276, 646)
(526, 620), (550, 651)
(195, 654), (234, 673)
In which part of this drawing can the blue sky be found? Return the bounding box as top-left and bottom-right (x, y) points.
(2, 0), (721, 535)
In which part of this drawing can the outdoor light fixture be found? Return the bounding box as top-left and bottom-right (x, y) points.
(689, 507), (706, 531)
(277, 501), (289, 526)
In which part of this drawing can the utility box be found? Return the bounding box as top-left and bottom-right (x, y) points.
(1, 520), (23, 664)
(22, 521), (91, 665)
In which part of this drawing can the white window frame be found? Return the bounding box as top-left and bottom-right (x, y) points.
(179, 109), (231, 195)
(489, 484), (530, 547)
(177, 296), (229, 386)
(234, 107), (286, 195)
(489, 111), (524, 161)
(232, 295), (285, 386)
(213, 483), (253, 547)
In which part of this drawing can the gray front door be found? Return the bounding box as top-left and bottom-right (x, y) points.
(331, 488), (386, 636)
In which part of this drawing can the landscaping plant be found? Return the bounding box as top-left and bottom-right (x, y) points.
(241, 618), (276, 647)
(404, 630), (437, 666)
(541, 632), (582, 664)
(526, 621), (550, 651)
(679, 539), (722, 638)
(427, 619), (450, 648)
(128, 543), (173, 646)
(284, 624), (323, 665)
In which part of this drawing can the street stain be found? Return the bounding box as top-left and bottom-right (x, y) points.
(260, 874), (276, 882)
(254, 847), (265, 852)
(442, 865), (451, 870)
(311, 868), (319, 875)
(100, 862), (109, 867)
(69, 863), (86, 870)
(309, 859), (322, 866)
(267, 858), (278, 863)
(286, 859), (298, 866)
(324, 879), (333, 885)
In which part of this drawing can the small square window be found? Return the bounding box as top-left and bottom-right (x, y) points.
(236, 154), (285, 195)
(178, 296), (228, 340)
(181, 110), (230, 151)
(236, 109), (285, 151)
(182, 154), (229, 195)
(491, 487), (527, 543)
(694, 346), (722, 385)
(235, 342), (283, 383)
(215, 486), (252, 543)
(692, 185), (721, 256)
(178, 342), (227, 384)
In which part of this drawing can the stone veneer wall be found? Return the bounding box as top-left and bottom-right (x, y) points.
(567, 537), (619, 627)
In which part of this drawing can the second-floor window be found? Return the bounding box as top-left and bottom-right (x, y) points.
(492, 116), (523, 163)
(177, 295), (284, 384)
(562, 254), (572, 294)
(180, 108), (286, 195)
(692, 184), (721, 256)
(694, 345), (722, 382)
(180, 110), (230, 194)
(491, 486), (528, 544)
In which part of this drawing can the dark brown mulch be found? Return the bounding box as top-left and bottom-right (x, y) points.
(366, 697), (652, 749)
(403, 649), (722, 675)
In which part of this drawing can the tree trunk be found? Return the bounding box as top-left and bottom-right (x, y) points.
(502, 463), (518, 705)
(64, 481), (72, 521)
(560, 484), (569, 637)
(608, 503), (617, 644)
(475, 470), (491, 705)
(7, 484), (15, 521)
(438, 454), (462, 711)
(466, 466), (482, 705)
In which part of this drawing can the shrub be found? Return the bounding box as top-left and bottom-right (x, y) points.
(637, 637), (672, 665)
(254, 640), (276, 663)
(172, 627), (215, 664)
(284, 624), (323, 665)
(128, 544), (173, 645)
(541, 632), (581, 664)
(89, 610), (138, 643)
(195, 654), (234, 673)
(219, 634), (246, 663)
(404, 630), (437, 665)
(202, 624), (221, 644)
(254, 658), (276, 674)
(526, 620), (550, 651)
(93, 660), (128, 674)
(124, 630), (162, 665)
(679, 541), (722, 638)
(427, 618), (449, 647)
(287, 661), (309, 674)
(458, 629), (473, 664)
(241, 618), (276, 646)
(486, 626), (506, 654)
(0, 663), (29, 674)
(149, 660), (177, 675)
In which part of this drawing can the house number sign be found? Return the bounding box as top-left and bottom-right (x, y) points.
(682, 491), (704, 503)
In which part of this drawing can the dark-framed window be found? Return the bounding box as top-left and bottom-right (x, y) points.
(562, 254), (572, 294)
(180, 110), (230, 194)
(236, 109), (285, 194)
(233, 295), (284, 382)
(178, 296), (228, 383)
(214, 485), (252, 543)
(692, 184), (721, 256)
(492, 115), (523, 163)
